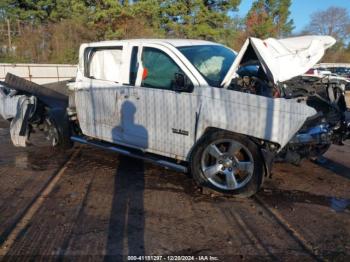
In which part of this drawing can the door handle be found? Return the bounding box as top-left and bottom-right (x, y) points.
(131, 92), (140, 100)
(116, 93), (128, 100)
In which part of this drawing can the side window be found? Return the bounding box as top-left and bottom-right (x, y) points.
(85, 47), (123, 82)
(141, 47), (191, 90)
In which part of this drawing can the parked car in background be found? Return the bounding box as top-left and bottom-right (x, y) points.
(0, 36), (349, 197)
(325, 67), (350, 79)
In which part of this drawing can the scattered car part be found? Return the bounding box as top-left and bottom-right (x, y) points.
(0, 74), (71, 148)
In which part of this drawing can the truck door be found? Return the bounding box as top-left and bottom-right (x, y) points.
(74, 45), (130, 143)
(123, 44), (201, 159)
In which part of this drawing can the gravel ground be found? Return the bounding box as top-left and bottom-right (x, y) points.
(0, 119), (349, 261)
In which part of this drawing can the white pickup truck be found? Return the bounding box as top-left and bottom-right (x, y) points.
(1, 36), (349, 197)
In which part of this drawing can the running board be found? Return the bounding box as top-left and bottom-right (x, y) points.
(71, 136), (188, 173)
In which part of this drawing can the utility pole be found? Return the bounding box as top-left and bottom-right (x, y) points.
(6, 18), (12, 52)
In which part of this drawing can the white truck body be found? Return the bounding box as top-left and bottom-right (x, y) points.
(70, 38), (323, 160)
(2, 35), (349, 196)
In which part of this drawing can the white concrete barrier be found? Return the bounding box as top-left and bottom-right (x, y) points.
(0, 63), (77, 85)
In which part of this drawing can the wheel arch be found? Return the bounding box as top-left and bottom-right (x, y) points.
(188, 127), (276, 178)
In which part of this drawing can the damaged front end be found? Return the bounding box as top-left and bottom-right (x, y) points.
(0, 73), (72, 148)
(222, 35), (349, 164)
(277, 76), (350, 164)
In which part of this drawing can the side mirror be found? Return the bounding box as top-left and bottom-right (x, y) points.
(173, 72), (193, 92)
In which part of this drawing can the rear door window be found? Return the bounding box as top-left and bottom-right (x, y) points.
(85, 47), (123, 82)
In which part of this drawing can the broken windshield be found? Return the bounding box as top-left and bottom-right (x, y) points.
(178, 45), (236, 87)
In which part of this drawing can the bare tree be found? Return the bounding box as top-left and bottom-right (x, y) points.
(305, 6), (350, 41)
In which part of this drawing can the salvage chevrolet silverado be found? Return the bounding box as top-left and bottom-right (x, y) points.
(0, 36), (349, 197)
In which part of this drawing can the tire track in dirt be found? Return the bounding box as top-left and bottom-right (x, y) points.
(196, 186), (320, 260)
(2, 147), (121, 259)
(55, 171), (96, 259)
(0, 140), (348, 260)
(0, 148), (81, 257)
(252, 195), (322, 261)
(225, 207), (277, 259)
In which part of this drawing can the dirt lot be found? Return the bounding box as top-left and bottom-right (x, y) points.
(0, 119), (349, 261)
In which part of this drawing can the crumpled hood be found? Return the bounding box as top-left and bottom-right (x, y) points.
(222, 35), (336, 87)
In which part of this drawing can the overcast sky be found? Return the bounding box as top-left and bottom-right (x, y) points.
(238, 0), (350, 33)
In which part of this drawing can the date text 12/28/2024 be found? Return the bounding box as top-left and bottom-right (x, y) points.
(127, 255), (219, 261)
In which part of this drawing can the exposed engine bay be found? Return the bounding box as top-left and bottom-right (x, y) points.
(279, 76), (349, 164)
(229, 63), (278, 97)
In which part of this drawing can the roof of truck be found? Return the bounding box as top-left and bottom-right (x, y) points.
(85, 39), (221, 47)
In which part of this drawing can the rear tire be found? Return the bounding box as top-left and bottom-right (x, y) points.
(45, 108), (73, 149)
(190, 130), (264, 198)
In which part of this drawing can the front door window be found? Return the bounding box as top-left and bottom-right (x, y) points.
(141, 47), (190, 90)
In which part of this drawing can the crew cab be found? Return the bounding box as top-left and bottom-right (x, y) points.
(1, 36), (349, 197)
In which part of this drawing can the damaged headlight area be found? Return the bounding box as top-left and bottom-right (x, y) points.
(277, 76), (350, 164)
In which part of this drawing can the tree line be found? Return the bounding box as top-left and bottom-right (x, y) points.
(0, 0), (349, 63)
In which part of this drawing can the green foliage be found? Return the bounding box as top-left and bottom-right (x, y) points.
(2, 1), (347, 64)
(1, 0), (57, 23)
(160, 0), (240, 44)
(245, 0), (294, 38)
(0, 0), (303, 63)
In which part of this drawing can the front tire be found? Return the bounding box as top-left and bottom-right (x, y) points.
(190, 131), (264, 198)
